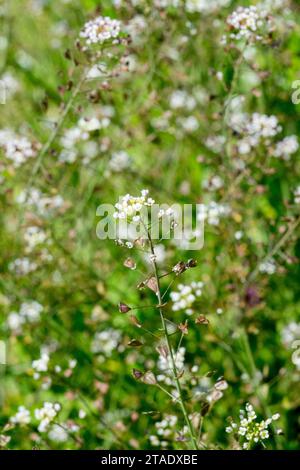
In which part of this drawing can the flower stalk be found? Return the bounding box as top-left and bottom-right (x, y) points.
(146, 229), (199, 450)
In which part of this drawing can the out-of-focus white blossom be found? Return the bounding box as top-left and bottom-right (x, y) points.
(7, 301), (43, 332)
(0, 129), (38, 167)
(231, 113), (282, 155)
(157, 347), (186, 387)
(8, 258), (38, 276)
(197, 201), (231, 226)
(179, 116), (199, 133)
(169, 90), (196, 111)
(91, 328), (122, 356)
(259, 258), (276, 275)
(24, 226), (48, 251)
(48, 424), (68, 442)
(185, 0), (231, 14)
(34, 402), (61, 432)
(0, 72), (20, 99)
(281, 322), (300, 348)
(170, 282), (203, 315)
(10, 406), (31, 425)
(109, 151), (131, 172)
(203, 175), (224, 191)
(273, 136), (299, 160)
(205, 135), (226, 154)
(32, 353), (50, 376)
(149, 414), (178, 448)
(17, 188), (64, 216)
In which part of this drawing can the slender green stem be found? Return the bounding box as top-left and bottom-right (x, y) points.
(29, 70), (87, 185)
(146, 230), (199, 450)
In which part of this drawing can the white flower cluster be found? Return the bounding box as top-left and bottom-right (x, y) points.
(170, 282), (203, 315)
(10, 406), (31, 425)
(224, 6), (270, 43)
(236, 113), (282, 155)
(24, 226), (48, 252)
(157, 347), (185, 386)
(185, 0), (231, 14)
(80, 16), (121, 45)
(154, 0), (180, 8)
(294, 186), (300, 205)
(113, 189), (155, 222)
(48, 424), (68, 443)
(0, 129), (38, 167)
(246, 113), (281, 139)
(178, 115), (199, 133)
(154, 0), (231, 12)
(281, 322), (300, 348)
(125, 15), (147, 44)
(169, 90), (196, 111)
(32, 353), (50, 379)
(0, 72), (20, 99)
(35, 402), (61, 432)
(273, 136), (299, 160)
(8, 257), (38, 276)
(48, 422), (79, 442)
(7, 301), (43, 331)
(91, 328), (122, 356)
(108, 150), (131, 172)
(258, 0), (288, 12)
(149, 414), (178, 448)
(59, 115), (111, 164)
(197, 201), (231, 226)
(205, 135), (226, 154)
(17, 188), (64, 216)
(259, 258), (276, 275)
(226, 403), (280, 449)
(202, 175), (224, 191)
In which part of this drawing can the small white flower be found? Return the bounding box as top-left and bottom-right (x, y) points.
(272, 413), (280, 421)
(197, 201), (231, 226)
(91, 328), (121, 356)
(9, 258), (38, 276)
(259, 258), (276, 275)
(0, 129), (38, 167)
(170, 282), (203, 315)
(10, 406), (31, 425)
(274, 136), (298, 160)
(32, 353), (49, 373)
(48, 424), (68, 442)
(109, 151), (131, 172)
(35, 402), (61, 433)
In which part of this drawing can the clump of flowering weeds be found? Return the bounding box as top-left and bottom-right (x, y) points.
(1, 0), (300, 451)
(113, 189), (230, 449)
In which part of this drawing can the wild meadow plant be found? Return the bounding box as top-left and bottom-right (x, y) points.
(0, 0), (299, 450)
